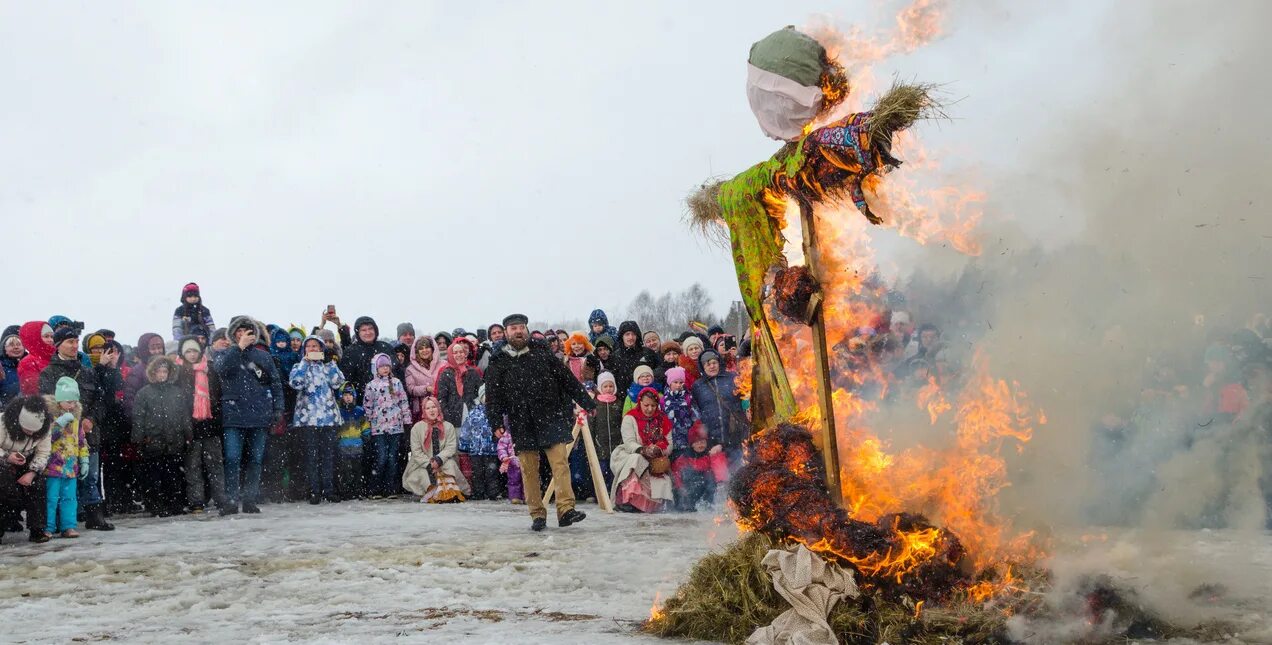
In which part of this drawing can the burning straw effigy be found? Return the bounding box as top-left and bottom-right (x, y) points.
(646, 22), (1231, 645)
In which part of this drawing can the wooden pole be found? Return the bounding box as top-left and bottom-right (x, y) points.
(797, 197), (843, 506)
(543, 414), (614, 512)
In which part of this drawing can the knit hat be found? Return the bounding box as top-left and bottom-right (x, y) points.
(688, 423), (708, 444)
(597, 371), (616, 390)
(502, 313), (529, 327)
(18, 404), (45, 433)
(54, 376), (80, 402)
(633, 364), (654, 382)
(643, 330), (660, 342)
(52, 326), (79, 348)
(182, 282), (200, 298)
(452, 327), (468, 338)
(340, 383), (358, 398)
(397, 322), (415, 338)
(593, 335), (615, 351)
(179, 338), (203, 356)
(373, 353), (393, 372)
(665, 367), (687, 384)
(699, 349), (722, 372)
(681, 336), (704, 354)
(707, 325), (724, 338)
(288, 326), (305, 340)
(83, 333), (106, 353)
(660, 341), (682, 355)
(434, 331), (454, 344)
(210, 328), (228, 345)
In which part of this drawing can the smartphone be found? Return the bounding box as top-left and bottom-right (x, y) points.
(327, 305), (336, 315)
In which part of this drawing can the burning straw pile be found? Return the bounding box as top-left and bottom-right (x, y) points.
(644, 424), (1234, 644)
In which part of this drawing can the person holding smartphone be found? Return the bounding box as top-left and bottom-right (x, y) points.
(288, 336), (346, 504)
(214, 316), (283, 515)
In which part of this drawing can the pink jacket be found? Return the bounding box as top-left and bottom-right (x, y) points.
(405, 356), (441, 421)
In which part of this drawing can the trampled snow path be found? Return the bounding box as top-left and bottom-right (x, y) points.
(0, 500), (736, 644)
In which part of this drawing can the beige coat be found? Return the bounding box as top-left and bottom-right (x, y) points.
(402, 420), (471, 497)
(608, 415), (673, 504)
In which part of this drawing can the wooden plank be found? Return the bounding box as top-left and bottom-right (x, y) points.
(797, 197), (843, 506)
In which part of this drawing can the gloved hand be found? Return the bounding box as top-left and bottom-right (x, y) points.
(55, 412), (75, 428)
(78, 457), (90, 480)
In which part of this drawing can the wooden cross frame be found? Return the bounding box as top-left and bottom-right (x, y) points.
(543, 414), (615, 513)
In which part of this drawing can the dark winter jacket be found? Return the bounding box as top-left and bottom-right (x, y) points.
(177, 356), (224, 440)
(131, 356), (193, 457)
(338, 316), (398, 399)
(39, 354), (102, 429)
(93, 361), (126, 452)
(0, 353), (21, 407)
(172, 302), (215, 341)
(213, 339), (284, 430)
(610, 321), (659, 396)
(124, 333), (166, 414)
(484, 340), (595, 451)
(435, 361), (483, 428)
(587, 309), (619, 345)
(591, 398), (626, 458)
(691, 364), (746, 450)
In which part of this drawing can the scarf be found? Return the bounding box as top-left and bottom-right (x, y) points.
(567, 355), (586, 381)
(192, 357), (212, 420)
(627, 406), (671, 448)
(597, 392), (617, 404)
(445, 356), (475, 398)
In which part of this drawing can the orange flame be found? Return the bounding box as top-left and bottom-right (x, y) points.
(738, 0), (1046, 599)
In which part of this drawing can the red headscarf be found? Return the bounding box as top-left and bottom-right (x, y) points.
(437, 337), (481, 398)
(624, 387), (670, 450)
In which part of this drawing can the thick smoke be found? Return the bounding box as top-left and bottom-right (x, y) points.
(882, 0), (1272, 634)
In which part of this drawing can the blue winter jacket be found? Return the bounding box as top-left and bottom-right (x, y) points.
(213, 344), (284, 429)
(0, 355), (20, 406)
(691, 370), (744, 450)
(289, 350), (346, 428)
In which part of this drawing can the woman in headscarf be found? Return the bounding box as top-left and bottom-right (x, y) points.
(609, 387), (674, 513)
(405, 337), (441, 422)
(402, 396), (470, 502)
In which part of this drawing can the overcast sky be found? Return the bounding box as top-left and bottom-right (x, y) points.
(2, 1), (1128, 341)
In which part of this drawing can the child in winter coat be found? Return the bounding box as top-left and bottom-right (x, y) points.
(131, 356), (193, 517)
(671, 423), (726, 512)
(362, 353), (410, 497)
(622, 365), (661, 415)
(661, 367), (698, 456)
(589, 371), (625, 491)
(289, 336), (347, 504)
(457, 385), (501, 500)
(172, 282), (215, 342)
(44, 377), (87, 538)
(335, 384), (369, 500)
(495, 426), (523, 504)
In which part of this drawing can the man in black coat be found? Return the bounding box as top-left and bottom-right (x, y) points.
(337, 315), (398, 400)
(484, 314), (595, 532)
(610, 320), (659, 396)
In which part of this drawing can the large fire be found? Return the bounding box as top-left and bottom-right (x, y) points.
(733, 0), (1045, 600)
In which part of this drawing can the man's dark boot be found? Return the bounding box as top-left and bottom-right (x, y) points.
(558, 509), (586, 527)
(85, 504), (115, 531)
(220, 504), (239, 517)
(242, 503), (261, 514)
(530, 518), (547, 532)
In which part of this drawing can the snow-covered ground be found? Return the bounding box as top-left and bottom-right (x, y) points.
(0, 500), (737, 644)
(3, 499), (1270, 644)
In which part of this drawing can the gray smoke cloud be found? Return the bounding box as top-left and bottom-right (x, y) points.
(870, 0), (1272, 636)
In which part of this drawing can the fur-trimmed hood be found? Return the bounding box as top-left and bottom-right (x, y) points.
(2, 395), (51, 442)
(145, 354), (179, 384)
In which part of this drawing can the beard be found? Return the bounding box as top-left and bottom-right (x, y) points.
(508, 335), (528, 350)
